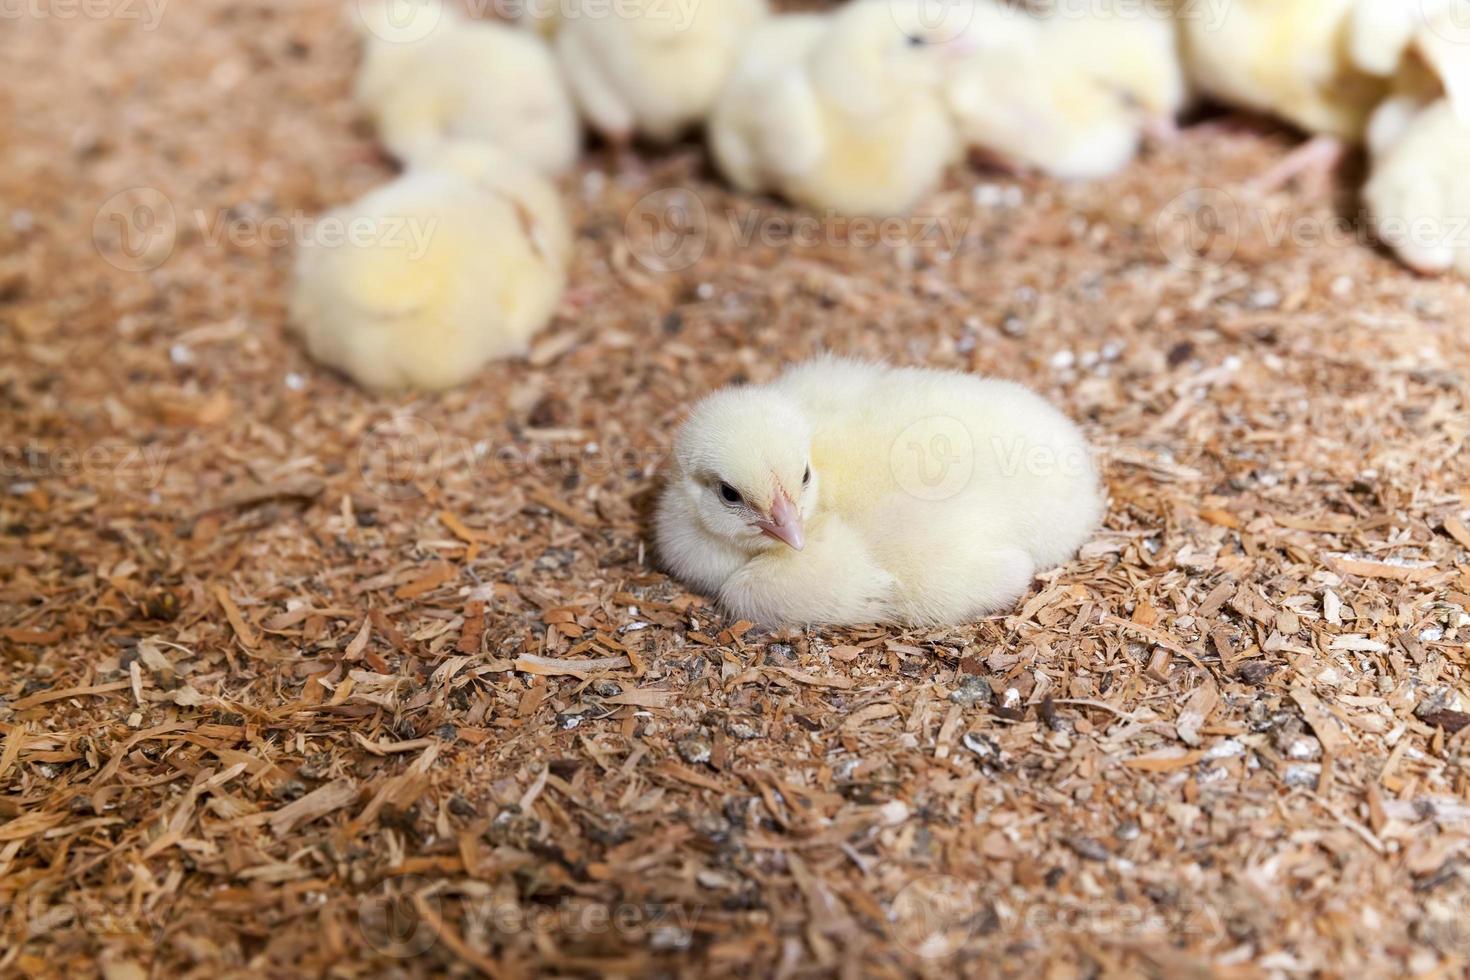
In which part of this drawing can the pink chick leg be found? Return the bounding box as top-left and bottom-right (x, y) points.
(1248, 135), (1345, 194)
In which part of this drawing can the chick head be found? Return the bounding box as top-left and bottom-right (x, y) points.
(816, 0), (975, 108)
(669, 387), (817, 553)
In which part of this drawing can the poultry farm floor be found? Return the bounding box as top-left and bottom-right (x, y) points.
(3, 2), (1470, 977)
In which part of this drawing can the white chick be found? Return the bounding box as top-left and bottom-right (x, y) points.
(548, 0), (770, 144)
(655, 359), (1104, 627)
(288, 141), (572, 392)
(1364, 99), (1470, 276)
(945, 0), (1189, 180)
(1178, 0), (1390, 141)
(708, 1), (965, 217)
(354, 0), (580, 175)
(1362, 3), (1470, 275)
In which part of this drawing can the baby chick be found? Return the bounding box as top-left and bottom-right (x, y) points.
(946, 0), (1188, 180)
(655, 359), (1104, 627)
(1362, 3), (1470, 275)
(288, 140), (572, 392)
(547, 0), (770, 144)
(354, 0), (580, 175)
(709, 1), (965, 217)
(1178, 0), (1390, 141)
(1364, 99), (1470, 275)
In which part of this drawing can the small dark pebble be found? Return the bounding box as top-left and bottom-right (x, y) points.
(1236, 661), (1280, 686)
(949, 675), (993, 707)
(1065, 836), (1110, 862)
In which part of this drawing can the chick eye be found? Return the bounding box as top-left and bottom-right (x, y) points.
(802, 466), (811, 486)
(717, 482), (743, 505)
(906, 34), (926, 47)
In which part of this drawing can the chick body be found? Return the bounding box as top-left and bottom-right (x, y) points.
(289, 142), (571, 392)
(1361, 2), (1470, 274)
(656, 359), (1103, 627)
(709, 2), (961, 216)
(549, 0), (769, 144)
(354, 0), (579, 174)
(1364, 99), (1470, 275)
(946, 0), (1188, 179)
(1179, 0), (1390, 140)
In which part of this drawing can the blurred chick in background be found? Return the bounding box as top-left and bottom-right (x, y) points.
(289, 141), (571, 392)
(1362, 2), (1470, 275)
(538, 0), (769, 144)
(354, 0), (580, 175)
(1176, 0), (1470, 189)
(656, 358), (1103, 627)
(709, 0), (965, 217)
(945, 0), (1188, 180)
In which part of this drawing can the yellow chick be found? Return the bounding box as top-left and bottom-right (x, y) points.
(1178, 0), (1389, 141)
(354, 0), (580, 175)
(708, 1), (966, 217)
(655, 359), (1104, 627)
(1362, 3), (1470, 275)
(547, 0), (770, 144)
(945, 0), (1189, 179)
(288, 141), (572, 392)
(1364, 99), (1470, 275)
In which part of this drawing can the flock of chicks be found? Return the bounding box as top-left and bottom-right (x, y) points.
(286, 0), (1468, 628)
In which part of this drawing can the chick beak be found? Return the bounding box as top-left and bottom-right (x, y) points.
(755, 492), (805, 551)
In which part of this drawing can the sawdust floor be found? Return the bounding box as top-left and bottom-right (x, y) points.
(4, 2), (1470, 977)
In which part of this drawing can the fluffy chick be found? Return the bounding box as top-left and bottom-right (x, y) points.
(1178, 0), (1391, 141)
(656, 359), (1103, 627)
(1362, 4), (1470, 275)
(709, 1), (965, 216)
(288, 141), (571, 392)
(354, 0), (579, 175)
(1364, 99), (1470, 275)
(547, 0), (769, 144)
(946, 0), (1188, 179)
